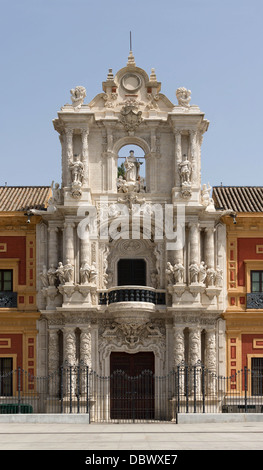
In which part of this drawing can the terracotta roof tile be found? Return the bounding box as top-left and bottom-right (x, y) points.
(0, 186), (51, 212)
(212, 186), (263, 212)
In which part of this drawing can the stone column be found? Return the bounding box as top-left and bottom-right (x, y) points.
(205, 226), (215, 286)
(48, 224), (58, 267)
(65, 127), (74, 186)
(64, 221), (75, 264)
(80, 326), (92, 394)
(189, 222), (200, 265)
(174, 325), (185, 396)
(174, 130), (182, 187)
(189, 326), (202, 395)
(205, 328), (217, 395)
(189, 130), (197, 185)
(63, 327), (76, 396)
(48, 328), (60, 395)
(81, 127), (89, 186)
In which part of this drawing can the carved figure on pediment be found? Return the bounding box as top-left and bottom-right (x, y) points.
(199, 261), (207, 284)
(176, 87), (191, 108)
(189, 263), (200, 284)
(201, 183), (215, 209)
(70, 86), (86, 109)
(63, 259), (74, 283)
(48, 182), (61, 206)
(56, 262), (65, 284)
(40, 265), (49, 287)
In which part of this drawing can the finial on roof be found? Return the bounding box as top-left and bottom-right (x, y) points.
(127, 31), (136, 66)
(106, 68), (114, 81)
(149, 68), (157, 82)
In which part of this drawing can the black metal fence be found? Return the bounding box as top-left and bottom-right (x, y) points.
(0, 363), (263, 421)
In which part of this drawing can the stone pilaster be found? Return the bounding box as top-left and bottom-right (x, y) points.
(81, 127), (89, 185)
(205, 328), (217, 395)
(48, 224), (58, 267)
(65, 127), (74, 186)
(48, 329), (60, 395)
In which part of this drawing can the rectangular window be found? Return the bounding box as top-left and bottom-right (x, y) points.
(251, 271), (263, 293)
(0, 358), (13, 396)
(251, 357), (263, 396)
(0, 270), (13, 292)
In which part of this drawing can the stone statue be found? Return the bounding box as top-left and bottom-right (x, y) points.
(215, 266), (223, 288)
(56, 262), (65, 284)
(189, 263), (200, 283)
(80, 261), (90, 284)
(39, 265), (49, 287)
(174, 262), (185, 283)
(166, 262), (175, 285)
(47, 264), (57, 286)
(70, 86), (86, 109)
(89, 263), (97, 284)
(176, 87), (191, 108)
(179, 154), (191, 184)
(199, 261), (207, 284)
(124, 150), (141, 182)
(207, 268), (216, 286)
(70, 155), (84, 184)
(63, 259), (74, 283)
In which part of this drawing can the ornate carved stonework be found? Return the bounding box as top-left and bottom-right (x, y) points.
(119, 103), (143, 133)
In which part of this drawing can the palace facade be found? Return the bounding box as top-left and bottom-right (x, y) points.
(0, 186), (50, 393)
(34, 51), (228, 388)
(213, 186), (263, 393)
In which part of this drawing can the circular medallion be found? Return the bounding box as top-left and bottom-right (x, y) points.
(121, 73), (142, 93)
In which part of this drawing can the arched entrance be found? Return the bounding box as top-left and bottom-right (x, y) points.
(110, 351), (155, 420)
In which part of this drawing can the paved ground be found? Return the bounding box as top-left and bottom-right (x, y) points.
(0, 421), (262, 451)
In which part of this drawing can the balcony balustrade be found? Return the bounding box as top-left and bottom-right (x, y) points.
(99, 286), (166, 306)
(247, 293), (263, 309)
(0, 292), (17, 308)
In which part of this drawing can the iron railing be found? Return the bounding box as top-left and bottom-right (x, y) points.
(99, 287), (166, 306)
(0, 292), (17, 308)
(0, 362), (263, 421)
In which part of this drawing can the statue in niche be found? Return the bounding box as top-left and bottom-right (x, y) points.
(179, 154), (191, 184)
(176, 87), (191, 108)
(117, 150), (145, 193)
(70, 155), (84, 184)
(70, 86), (86, 109)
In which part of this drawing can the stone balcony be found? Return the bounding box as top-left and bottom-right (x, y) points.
(99, 286), (166, 306)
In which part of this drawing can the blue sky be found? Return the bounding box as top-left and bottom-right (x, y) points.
(0, 0), (262, 188)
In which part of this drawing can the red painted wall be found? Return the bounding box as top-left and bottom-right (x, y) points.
(0, 236), (26, 285)
(237, 238), (263, 286)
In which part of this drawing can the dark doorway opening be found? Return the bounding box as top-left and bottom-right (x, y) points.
(110, 351), (155, 420)
(117, 259), (146, 286)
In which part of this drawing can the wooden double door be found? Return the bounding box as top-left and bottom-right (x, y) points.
(110, 352), (155, 420)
